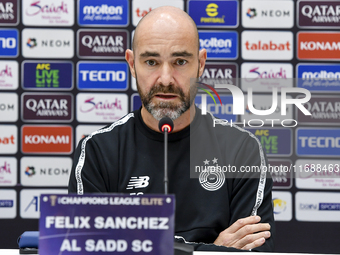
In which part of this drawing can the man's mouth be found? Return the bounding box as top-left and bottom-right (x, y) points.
(154, 94), (178, 100)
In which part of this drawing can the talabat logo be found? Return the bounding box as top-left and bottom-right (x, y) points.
(0, 29), (18, 57)
(297, 32), (340, 60)
(23, 0), (74, 26)
(0, 93), (18, 122)
(246, 128), (292, 156)
(0, 125), (17, 154)
(0, 0), (18, 25)
(200, 62), (237, 87)
(76, 93), (128, 122)
(78, 30), (128, 58)
(22, 61), (73, 90)
(242, 0), (294, 28)
(241, 63), (293, 92)
(297, 128), (340, 157)
(242, 31), (293, 60)
(199, 31), (238, 59)
(132, 0), (184, 26)
(22, 93), (73, 122)
(298, 0), (340, 28)
(188, 0), (238, 27)
(22, 29), (74, 58)
(269, 160), (292, 189)
(78, 0), (128, 26)
(22, 125), (73, 154)
(77, 62), (128, 90)
(297, 64), (340, 92)
(297, 96), (340, 125)
(295, 159), (340, 190)
(20, 157), (71, 187)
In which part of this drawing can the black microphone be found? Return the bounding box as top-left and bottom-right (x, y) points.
(159, 117), (193, 255)
(158, 117), (173, 195)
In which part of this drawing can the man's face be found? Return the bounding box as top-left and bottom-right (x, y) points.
(130, 20), (204, 120)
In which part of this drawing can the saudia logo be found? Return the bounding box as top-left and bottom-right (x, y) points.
(0, 65), (12, 78)
(200, 3), (225, 24)
(25, 1), (68, 16)
(80, 97), (122, 113)
(0, 161), (11, 174)
(245, 67), (287, 82)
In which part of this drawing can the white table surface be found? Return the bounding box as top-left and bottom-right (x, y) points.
(1, 250), (339, 255)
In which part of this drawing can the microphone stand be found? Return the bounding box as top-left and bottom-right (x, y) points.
(159, 117), (193, 255)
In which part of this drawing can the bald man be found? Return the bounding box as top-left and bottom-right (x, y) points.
(69, 6), (275, 252)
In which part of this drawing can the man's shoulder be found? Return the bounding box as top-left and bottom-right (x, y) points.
(84, 111), (137, 142)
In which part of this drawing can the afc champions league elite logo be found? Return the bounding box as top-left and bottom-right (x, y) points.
(198, 158), (225, 191)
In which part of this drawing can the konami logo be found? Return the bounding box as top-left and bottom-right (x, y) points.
(242, 31), (293, 60)
(297, 32), (340, 60)
(22, 125), (72, 154)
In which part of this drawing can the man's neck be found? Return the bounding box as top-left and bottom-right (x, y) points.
(140, 105), (196, 133)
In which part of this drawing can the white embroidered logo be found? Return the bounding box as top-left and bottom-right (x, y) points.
(126, 176), (150, 190)
(199, 158), (225, 191)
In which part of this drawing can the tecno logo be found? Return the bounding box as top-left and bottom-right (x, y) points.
(297, 128), (340, 156)
(77, 62), (128, 90)
(22, 125), (72, 154)
(297, 32), (340, 60)
(80, 70), (125, 82)
(0, 29), (18, 57)
(299, 136), (340, 148)
(242, 31), (293, 60)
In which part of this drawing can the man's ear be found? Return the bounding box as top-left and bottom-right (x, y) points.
(198, 49), (207, 77)
(125, 49), (136, 78)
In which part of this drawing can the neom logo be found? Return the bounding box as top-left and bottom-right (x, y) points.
(22, 126), (72, 154)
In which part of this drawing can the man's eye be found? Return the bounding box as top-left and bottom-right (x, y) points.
(146, 60), (156, 66)
(176, 59), (187, 65)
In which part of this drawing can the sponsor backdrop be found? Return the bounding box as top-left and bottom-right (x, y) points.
(0, 0), (339, 253)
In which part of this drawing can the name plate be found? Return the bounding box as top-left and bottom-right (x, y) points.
(39, 194), (175, 254)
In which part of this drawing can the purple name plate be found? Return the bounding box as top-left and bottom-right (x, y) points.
(39, 194), (175, 254)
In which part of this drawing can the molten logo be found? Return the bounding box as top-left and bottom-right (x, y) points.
(22, 125), (72, 154)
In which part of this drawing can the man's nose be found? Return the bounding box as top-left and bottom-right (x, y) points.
(157, 63), (175, 86)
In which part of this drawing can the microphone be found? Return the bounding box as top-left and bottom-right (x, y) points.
(158, 117), (173, 195)
(159, 117), (194, 255)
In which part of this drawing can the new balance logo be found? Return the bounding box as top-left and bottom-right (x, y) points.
(126, 176), (150, 190)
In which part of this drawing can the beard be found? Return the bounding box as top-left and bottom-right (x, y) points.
(135, 70), (198, 121)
